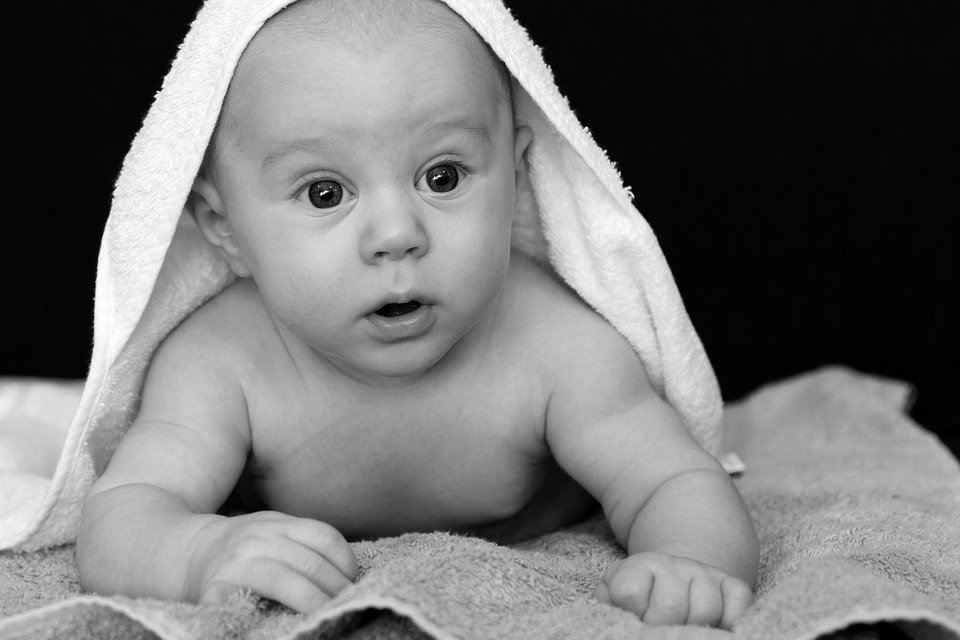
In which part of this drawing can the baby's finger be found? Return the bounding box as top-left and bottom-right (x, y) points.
(284, 518), (358, 581)
(686, 576), (724, 627)
(719, 578), (754, 630)
(601, 560), (653, 619)
(198, 579), (245, 606)
(275, 540), (354, 597)
(591, 578), (613, 604)
(643, 574), (691, 626)
(211, 558), (331, 614)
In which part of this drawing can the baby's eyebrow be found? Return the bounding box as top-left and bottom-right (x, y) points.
(422, 117), (494, 145)
(260, 118), (493, 170)
(261, 137), (334, 170)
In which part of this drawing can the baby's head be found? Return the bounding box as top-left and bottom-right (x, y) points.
(192, 0), (532, 382)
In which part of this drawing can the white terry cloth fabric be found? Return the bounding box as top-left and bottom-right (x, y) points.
(0, 0), (723, 552)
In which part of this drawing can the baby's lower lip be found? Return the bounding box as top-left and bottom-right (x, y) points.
(365, 303), (434, 341)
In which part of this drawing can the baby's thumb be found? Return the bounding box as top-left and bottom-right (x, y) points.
(199, 580), (243, 606)
(591, 579), (613, 604)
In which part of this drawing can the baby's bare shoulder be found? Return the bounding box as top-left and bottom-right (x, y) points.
(134, 279), (279, 446)
(502, 253), (639, 370)
(167, 279), (269, 351)
(148, 279), (274, 387)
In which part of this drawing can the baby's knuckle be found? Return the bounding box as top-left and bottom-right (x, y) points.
(299, 554), (329, 582)
(236, 512), (283, 535)
(222, 524), (256, 545)
(230, 537), (267, 560)
(250, 510), (284, 522)
(667, 555), (701, 576)
(644, 551), (675, 568)
(310, 521), (347, 551)
(208, 541), (243, 567)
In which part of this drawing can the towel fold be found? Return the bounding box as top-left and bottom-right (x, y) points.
(2, 368), (958, 640)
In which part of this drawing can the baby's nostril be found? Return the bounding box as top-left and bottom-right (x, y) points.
(373, 245), (420, 260)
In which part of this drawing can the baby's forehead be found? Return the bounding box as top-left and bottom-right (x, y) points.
(212, 0), (510, 160)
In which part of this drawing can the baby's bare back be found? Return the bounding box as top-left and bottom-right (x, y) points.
(220, 256), (597, 541)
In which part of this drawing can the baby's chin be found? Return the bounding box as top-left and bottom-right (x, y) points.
(313, 338), (459, 388)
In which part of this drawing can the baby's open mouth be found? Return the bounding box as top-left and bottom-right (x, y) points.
(374, 301), (422, 318)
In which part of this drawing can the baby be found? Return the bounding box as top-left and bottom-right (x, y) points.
(77, 0), (759, 628)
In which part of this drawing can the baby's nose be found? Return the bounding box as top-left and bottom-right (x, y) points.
(359, 201), (429, 263)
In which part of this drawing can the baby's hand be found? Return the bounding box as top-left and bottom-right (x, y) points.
(185, 511), (358, 613)
(593, 552), (753, 629)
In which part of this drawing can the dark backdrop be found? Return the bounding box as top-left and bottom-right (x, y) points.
(3, 1), (957, 453)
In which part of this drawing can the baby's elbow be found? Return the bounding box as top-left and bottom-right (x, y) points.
(75, 489), (113, 593)
(76, 482), (147, 593)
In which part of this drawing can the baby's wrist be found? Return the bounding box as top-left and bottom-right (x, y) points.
(172, 513), (229, 602)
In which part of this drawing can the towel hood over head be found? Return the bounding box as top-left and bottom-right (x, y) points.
(2, 0), (722, 551)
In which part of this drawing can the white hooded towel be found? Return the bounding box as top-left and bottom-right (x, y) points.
(0, 0), (722, 552)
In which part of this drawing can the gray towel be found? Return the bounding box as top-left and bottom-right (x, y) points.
(2, 368), (958, 640)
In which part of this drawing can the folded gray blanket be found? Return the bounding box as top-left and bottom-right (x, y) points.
(1, 368), (958, 640)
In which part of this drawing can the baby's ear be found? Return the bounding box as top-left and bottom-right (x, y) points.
(191, 176), (251, 278)
(512, 125), (533, 208)
(513, 125), (532, 173)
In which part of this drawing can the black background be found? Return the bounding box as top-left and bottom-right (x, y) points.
(3, 2), (957, 454)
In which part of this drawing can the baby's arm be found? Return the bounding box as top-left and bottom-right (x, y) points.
(545, 324), (759, 628)
(76, 319), (356, 612)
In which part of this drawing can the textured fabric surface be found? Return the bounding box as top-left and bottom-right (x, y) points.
(2, 368), (957, 640)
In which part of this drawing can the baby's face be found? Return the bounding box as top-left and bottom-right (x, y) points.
(199, 6), (528, 383)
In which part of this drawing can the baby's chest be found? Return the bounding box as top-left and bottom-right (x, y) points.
(243, 385), (550, 538)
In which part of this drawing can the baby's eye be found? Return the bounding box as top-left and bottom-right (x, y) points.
(306, 180), (344, 209)
(418, 164), (462, 193)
